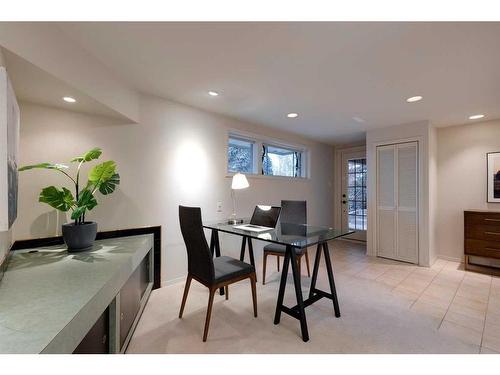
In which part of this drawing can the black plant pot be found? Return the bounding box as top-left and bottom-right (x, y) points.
(62, 222), (98, 252)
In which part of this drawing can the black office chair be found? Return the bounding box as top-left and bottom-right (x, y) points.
(178, 205), (257, 342)
(262, 200), (310, 285)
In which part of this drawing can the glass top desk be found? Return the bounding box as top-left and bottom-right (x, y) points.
(203, 219), (353, 342)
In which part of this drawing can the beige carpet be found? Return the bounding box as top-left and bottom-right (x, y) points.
(127, 240), (500, 354)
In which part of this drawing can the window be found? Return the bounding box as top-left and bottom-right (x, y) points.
(227, 136), (255, 173)
(262, 144), (303, 177)
(227, 133), (307, 178)
(347, 158), (367, 231)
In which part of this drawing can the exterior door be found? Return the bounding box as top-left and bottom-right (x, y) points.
(341, 151), (367, 241)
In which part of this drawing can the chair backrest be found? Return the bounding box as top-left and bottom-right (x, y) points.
(280, 200), (307, 224)
(178, 206), (214, 283)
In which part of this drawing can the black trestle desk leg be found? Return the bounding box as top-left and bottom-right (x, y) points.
(247, 238), (257, 282)
(274, 247), (290, 325)
(214, 230), (221, 258)
(239, 236), (247, 261)
(209, 230), (216, 257)
(322, 242), (340, 317)
(308, 243), (322, 299)
(213, 230), (224, 296)
(288, 245), (309, 342)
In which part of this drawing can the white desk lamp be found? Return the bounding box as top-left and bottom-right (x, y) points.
(229, 172), (249, 224)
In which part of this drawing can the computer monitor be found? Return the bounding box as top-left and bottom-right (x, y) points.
(249, 205), (281, 228)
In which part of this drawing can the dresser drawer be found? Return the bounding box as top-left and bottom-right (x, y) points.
(464, 239), (500, 259)
(465, 212), (500, 227)
(465, 224), (500, 241)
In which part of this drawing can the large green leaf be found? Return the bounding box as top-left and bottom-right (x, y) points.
(98, 173), (120, 195)
(19, 163), (68, 172)
(77, 189), (98, 211)
(71, 189), (98, 221)
(71, 147), (102, 163)
(39, 186), (75, 212)
(88, 160), (116, 186)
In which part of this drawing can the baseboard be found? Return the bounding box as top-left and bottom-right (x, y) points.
(338, 238), (367, 244)
(162, 275), (185, 287)
(437, 254), (464, 263)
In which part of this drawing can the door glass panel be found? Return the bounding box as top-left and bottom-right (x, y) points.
(348, 201), (355, 213)
(348, 187), (356, 200)
(348, 173), (356, 187)
(347, 158), (367, 231)
(348, 215), (356, 229)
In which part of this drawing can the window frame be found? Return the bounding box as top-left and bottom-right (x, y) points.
(262, 142), (306, 178)
(226, 131), (309, 180)
(227, 135), (258, 174)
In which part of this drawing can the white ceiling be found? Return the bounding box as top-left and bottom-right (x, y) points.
(3, 49), (129, 120)
(34, 23), (500, 143)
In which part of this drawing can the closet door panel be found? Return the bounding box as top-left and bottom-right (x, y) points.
(397, 143), (418, 209)
(376, 145), (396, 259)
(378, 210), (396, 257)
(397, 209), (418, 262)
(396, 143), (418, 263)
(377, 146), (396, 207)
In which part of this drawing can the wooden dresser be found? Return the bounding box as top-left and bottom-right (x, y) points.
(464, 210), (500, 276)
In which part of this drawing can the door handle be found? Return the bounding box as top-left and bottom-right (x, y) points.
(342, 200), (346, 204)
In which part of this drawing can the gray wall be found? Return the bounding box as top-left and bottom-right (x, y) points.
(13, 97), (335, 284)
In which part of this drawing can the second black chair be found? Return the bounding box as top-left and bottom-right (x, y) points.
(178, 205), (257, 342)
(262, 200), (310, 285)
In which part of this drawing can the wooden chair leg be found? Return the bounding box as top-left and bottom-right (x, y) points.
(277, 255), (280, 271)
(305, 250), (311, 277)
(203, 288), (216, 342)
(179, 275), (192, 318)
(262, 252), (268, 285)
(224, 285), (229, 300)
(250, 274), (258, 317)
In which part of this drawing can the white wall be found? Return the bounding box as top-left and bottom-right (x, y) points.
(0, 46), (11, 272)
(436, 119), (500, 261)
(13, 97), (335, 284)
(366, 121), (435, 266)
(428, 125), (438, 264)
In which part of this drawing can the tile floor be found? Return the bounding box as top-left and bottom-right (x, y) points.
(127, 240), (500, 354)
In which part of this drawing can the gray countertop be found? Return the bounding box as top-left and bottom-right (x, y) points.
(0, 234), (153, 353)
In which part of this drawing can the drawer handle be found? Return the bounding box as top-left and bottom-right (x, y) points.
(485, 231), (500, 235)
(485, 218), (500, 222)
(485, 247), (500, 251)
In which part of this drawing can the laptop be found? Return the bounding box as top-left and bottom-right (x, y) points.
(233, 205), (281, 232)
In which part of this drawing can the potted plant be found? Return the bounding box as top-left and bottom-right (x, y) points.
(19, 147), (119, 252)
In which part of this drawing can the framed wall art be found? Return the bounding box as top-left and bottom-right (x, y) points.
(487, 151), (500, 203)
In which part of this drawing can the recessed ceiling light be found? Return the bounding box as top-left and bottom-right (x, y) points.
(287, 113), (298, 118)
(469, 114), (485, 120)
(406, 96), (423, 103)
(208, 91), (219, 97)
(353, 116), (365, 123)
(63, 96), (76, 103)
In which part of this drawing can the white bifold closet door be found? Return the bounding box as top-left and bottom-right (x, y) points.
(376, 142), (418, 264)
